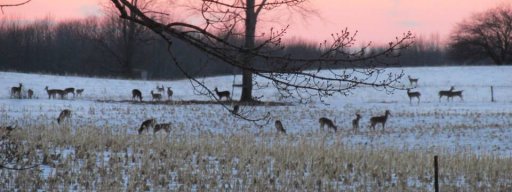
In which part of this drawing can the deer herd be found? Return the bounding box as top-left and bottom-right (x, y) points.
(7, 75), (468, 135)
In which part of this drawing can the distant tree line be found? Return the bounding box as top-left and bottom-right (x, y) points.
(1, 4), (509, 80)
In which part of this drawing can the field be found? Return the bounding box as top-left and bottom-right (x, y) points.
(1, 66), (512, 191)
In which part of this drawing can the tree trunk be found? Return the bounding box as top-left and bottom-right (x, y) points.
(240, 0), (256, 102)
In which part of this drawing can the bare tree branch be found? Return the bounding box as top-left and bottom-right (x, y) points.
(0, 0), (31, 14)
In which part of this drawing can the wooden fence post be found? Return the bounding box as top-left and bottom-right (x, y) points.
(434, 155), (439, 192)
(491, 86), (495, 102)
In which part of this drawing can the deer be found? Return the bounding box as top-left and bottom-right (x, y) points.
(157, 85), (165, 93)
(64, 87), (75, 98)
(214, 87), (231, 100)
(406, 88), (421, 104)
(45, 86), (61, 99)
(439, 86), (455, 101)
(167, 87), (173, 100)
(154, 123), (171, 134)
(27, 89), (34, 99)
(151, 91), (162, 101)
(132, 89), (143, 102)
(319, 117), (337, 132)
(352, 113), (361, 133)
(370, 110), (391, 131)
(275, 120), (286, 134)
(10, 83), (22, 99)
(57, 109), (72, 124)
(138, 118), (156, 134)
(448, 90), (464, 101)
(56, 90), (67, 99)
(76, 89), (84, 97)
(232, 105), (240, 114)
(408, 75), (418, 86)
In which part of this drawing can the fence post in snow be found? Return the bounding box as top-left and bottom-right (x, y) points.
(491, 86), (495, 102)
(434, 155), (439, 192)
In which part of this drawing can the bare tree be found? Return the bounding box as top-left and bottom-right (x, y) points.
(448, 5), (512, 65)
(0, 0), (31, 13)
(110, 0), (413, 122)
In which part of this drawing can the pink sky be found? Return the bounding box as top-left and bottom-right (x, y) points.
(0, 0), (506, 44)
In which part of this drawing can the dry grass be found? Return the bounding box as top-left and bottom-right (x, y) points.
(1, 124), (511, 191)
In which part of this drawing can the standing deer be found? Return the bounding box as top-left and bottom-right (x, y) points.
(157, 85), (165, 93)
(10, 83), (22, 99)
(27, 89), (34, 99)
(275, 120), (286, 134)
(151, 91), (162, 101)
(406, 88), (421, 104)
(370, 110), (391, 131)
(57, 109), (72, 124)
(56, 90), (67, 99)
(439, 86), (455, 101)
(154, 123), (171, 134)
(214, 87), (231, 100)
(448, 90), (464, 101)
(132, 89), (143, 102)
(138, 118), (156, 134)
(45, 86), (61, 99)
(408, 75), (418, 86)
(319, 117), (337, 132)
(167, 87), (173, 100)
(76, 89), (84, 97)
(352, 113), (361, 133)
(64, 87), (75, 98)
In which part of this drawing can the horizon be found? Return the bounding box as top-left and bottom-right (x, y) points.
(0, 0), (507, 45)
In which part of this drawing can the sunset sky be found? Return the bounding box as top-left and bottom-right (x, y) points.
(0, 0), (507, 44)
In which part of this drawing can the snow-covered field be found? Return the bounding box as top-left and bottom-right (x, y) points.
(1, 66), (512, 156)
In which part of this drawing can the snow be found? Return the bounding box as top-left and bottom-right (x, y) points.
(1, 65), (512, 156)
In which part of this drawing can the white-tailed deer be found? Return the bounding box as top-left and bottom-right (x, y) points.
(408, 75), (418, 86)
(10, 83), (22, 99)
(406, 88), (421, 104)
(138, 118), (156, 134)
(154, 123), (171, 134)
(76, 89), (84, 97)
(275, 120), (286, 134)
(27, 89), (34, 99)
(57, 109), (72, 124)
(370, 110), (391, 131)
(319, 117), (337, 132)
(439, 86), (455, 101)
(447, 90), (464, 101)
(151, 91), (162, 101)
(45, 86), (61, 99)
(214, 87), (231, 100)
(56, 90), (67, 99)
(352, 113), (361, 132)
(157, 85), (165, 93)
(167, 87), (173, 100)
(64, 87), (75, 98)
(132, 89), (143, 102)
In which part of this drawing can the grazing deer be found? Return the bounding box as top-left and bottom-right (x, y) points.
(370, 110), (391, 131)
(448, 90), (464, 101)
(64, 87), (75, 98)
(319, 117), (337, 132)
(406, 88), (421, 104)
(352, 113), (361, 132)
(154, 123), (171, 134)
(439, 86), (455, 101)
(214, 87), (231, 100)
(10, 83), (22, 99)
(57, 109), (72, 124)
(76, 89), (84, 97)
(151, 91), (162, 101)
(167, 87), (173, 100)
(138, 118), (156, 134)
(132, 89), (143, 102)
(275, 120), (286, 134)
(45, 86), (60, 99)
(27, 89), (34, 99)
(408, 75), (418, 86)
(157, 85), (165, 93)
